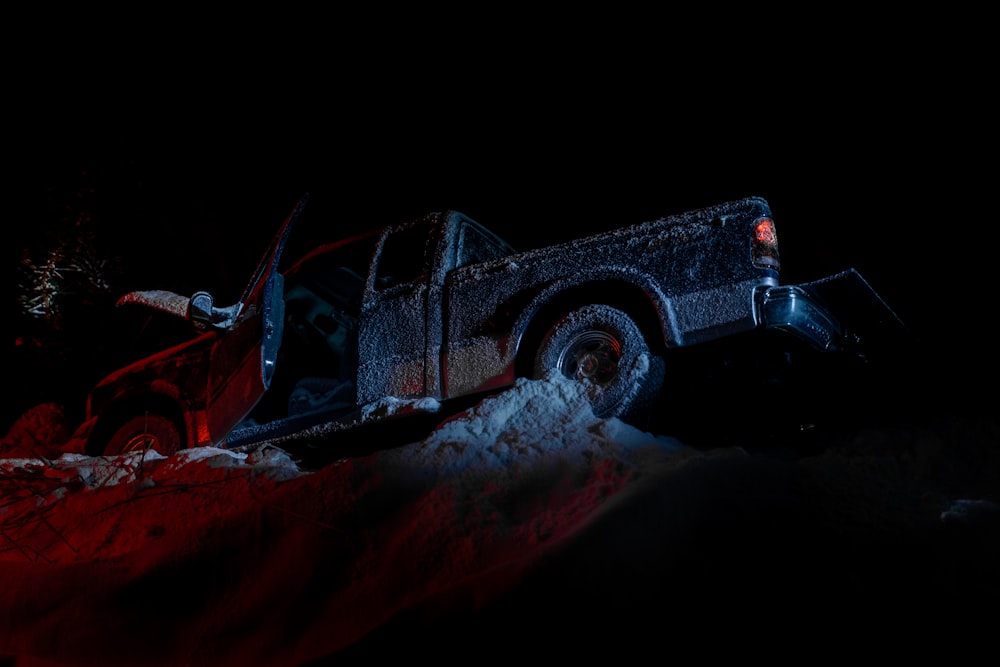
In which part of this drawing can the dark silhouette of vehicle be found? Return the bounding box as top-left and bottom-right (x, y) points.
(67, 195), (903, 456)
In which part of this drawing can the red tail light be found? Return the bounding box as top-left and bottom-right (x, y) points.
(752, 217), (780, 269)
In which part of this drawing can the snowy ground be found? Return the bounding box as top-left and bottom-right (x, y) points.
(1, 370), (999, 665)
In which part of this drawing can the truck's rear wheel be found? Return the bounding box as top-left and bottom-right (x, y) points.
(533, 304), (664, 420)
(104, 414), (182, 456)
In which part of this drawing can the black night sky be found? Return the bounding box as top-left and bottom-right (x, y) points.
(9, 75), (995, 432)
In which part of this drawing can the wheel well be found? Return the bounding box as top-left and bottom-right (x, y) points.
(86, 394), (187, 456)
(514, 281), (666, 378)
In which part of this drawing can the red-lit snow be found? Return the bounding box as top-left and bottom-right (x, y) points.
(0, 372), (689, 665)
(1, 372), (998, 665)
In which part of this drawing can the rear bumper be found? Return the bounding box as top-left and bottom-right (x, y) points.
(759, 268), (909, 355)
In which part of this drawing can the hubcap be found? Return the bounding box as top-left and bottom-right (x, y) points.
(558, 331), (621, 386)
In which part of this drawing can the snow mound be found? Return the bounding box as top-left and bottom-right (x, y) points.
(384, 370), (683, 479)
(0, 442), (306, 563)
(0, 373), (684, 566)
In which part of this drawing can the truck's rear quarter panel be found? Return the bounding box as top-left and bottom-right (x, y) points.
(441, 197), (778, 398)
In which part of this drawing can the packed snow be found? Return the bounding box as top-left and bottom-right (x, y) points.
(1, 370), (998, 665)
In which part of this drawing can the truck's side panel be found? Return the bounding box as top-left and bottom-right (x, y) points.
(439, 198), (779, 399)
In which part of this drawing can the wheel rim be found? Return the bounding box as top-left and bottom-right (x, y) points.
(120, 433), (159, 454)
(557, 330), (622, 386)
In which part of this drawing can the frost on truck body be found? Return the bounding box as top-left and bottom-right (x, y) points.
(74, 195), (885, 456)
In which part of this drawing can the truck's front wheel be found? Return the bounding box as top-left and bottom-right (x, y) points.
(103, 413), (182, 457)
(533, 304), (664, 421)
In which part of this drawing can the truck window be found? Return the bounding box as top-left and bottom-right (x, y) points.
(457, 222), (515, 267)
(375, 220), (431, 290)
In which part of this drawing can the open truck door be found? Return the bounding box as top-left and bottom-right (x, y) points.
(111, 195), (307, 447)
(201, 196), (306, 443)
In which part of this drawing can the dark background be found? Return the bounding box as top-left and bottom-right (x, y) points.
(3, 23), (998, 664)
(6, 26), (995, 434)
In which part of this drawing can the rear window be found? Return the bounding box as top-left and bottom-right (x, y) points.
(457, 222), (515, 267)
(375, 220), (432, 290)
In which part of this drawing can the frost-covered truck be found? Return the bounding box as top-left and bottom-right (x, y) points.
(68, 195), (902, 456)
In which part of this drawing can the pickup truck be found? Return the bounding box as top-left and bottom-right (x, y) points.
(68, 195), (904, 456)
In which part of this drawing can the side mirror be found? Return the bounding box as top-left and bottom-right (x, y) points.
(188, 291), (240, 331)
(188, 291), (215, 330)
(117, 289), (240, 331)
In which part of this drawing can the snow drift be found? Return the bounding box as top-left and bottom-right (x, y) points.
(2, 371), (999, 665)
(0, 372), (690, 665)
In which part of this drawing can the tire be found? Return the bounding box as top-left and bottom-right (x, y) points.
(533, 304), (665, 420)
(104, 414), (182, 456)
